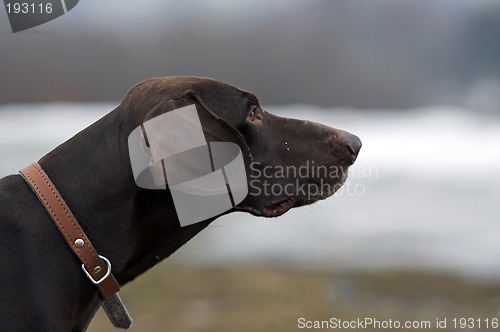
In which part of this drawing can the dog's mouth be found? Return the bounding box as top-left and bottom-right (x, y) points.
(237, 168), (351, 218)
(262, 198), (299, 217)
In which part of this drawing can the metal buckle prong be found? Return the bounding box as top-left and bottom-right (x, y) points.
(81, 255), (112, 285)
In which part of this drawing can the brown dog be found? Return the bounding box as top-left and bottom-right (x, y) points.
(0, 77), (361, 331)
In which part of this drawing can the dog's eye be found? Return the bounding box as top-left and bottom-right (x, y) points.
(247, 108), (257, 122)
(246, 106), (263, 125)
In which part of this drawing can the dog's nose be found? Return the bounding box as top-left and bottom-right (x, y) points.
(338, 131), (362, 164)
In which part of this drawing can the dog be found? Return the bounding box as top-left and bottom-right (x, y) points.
(0, 76), (361, 331)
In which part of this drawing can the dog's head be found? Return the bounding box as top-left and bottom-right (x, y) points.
(122, 76), (361, 220)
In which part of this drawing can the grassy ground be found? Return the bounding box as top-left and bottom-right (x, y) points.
(88, 264), (500, 332)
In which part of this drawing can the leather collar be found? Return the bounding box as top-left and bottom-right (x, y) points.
(20, 163), (132, 329)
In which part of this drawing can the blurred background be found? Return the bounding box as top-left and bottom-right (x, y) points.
(1, 1), (500, 331)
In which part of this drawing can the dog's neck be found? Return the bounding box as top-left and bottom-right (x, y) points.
(39, 107), (215, 286)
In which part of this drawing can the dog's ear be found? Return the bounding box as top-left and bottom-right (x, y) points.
(142, 93), (252, 161)
(130, 93), (253, 190)
(129, 91), (252, 222)
(181, 89), (253, 163)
